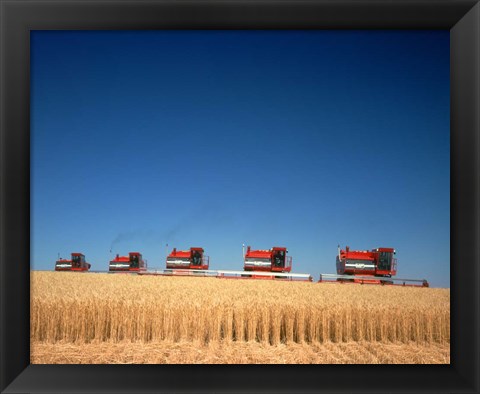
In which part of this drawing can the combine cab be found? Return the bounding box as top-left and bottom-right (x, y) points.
(109, 252), (146, 272)
(319, 245), (429, 287)
(55, 253), (91, 271)
(166, 247), (209, 270)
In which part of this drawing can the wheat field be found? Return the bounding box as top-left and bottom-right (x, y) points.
(30, 271), (450, 364)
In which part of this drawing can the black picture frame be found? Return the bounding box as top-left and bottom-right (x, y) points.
(1, 1), (479, 393)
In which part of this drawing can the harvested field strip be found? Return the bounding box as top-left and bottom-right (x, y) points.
(30, 340), (450, 364)
(31, 272), (450, 345)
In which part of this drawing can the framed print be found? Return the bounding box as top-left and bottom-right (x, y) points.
(1, 0), (479, 393)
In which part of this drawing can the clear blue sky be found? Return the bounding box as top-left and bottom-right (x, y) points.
(31, 30), (450, 287)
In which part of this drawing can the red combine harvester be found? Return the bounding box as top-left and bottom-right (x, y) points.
(55, 253), (91, 271)
(243, 246), (292, 273)
(109, 252), (146, 272)
(226, 245), (311, 281)
(166, 247), (209, 270)
(318, 245), (429, 287)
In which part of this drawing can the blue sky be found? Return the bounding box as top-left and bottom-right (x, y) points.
(31, 30), (450, 287)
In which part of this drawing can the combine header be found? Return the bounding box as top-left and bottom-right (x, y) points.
(109, 252), (146, 272)
(55, 253), (91, 271)
(318, 245), (429, 287)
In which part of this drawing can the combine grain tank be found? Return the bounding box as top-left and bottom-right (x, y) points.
(55, 253), (91, 271)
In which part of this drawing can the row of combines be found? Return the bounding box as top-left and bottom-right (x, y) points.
(146, 246), (312, 281)
(54, 245), (429, 286)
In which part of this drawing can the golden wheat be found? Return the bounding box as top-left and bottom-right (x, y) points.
(31, 271), (450, 346)
(30, 340), (450, 364)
